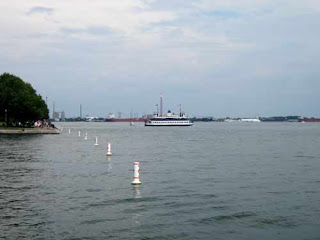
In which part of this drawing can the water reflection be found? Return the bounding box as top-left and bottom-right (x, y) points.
(132, 186), (143, 226)
(133, 185), (142, 199)
(106, 157), (112, 171)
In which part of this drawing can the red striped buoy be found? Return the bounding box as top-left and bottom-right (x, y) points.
(131, 162), (141, 185)
(106, 143), (112, 156)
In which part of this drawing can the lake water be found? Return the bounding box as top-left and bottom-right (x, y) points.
(1, 122), (320, 239)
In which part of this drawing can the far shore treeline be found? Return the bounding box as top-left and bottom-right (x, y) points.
(0, 73), (49, 126)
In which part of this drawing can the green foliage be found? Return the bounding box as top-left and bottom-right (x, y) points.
(0, 73), (49, 123)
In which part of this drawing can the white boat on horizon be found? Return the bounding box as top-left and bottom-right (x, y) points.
(240, 117), (261, 122)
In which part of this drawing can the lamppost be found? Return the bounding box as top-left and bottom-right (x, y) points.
(5, 109), (7, 127)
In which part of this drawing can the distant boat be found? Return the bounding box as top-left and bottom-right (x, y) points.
(145, 111), (194, 126)
(145, 95), (193, 127)
(85, 117), (103, 122)
(105, 118), (146, 122)
(299, 117), (320, 122)
(240, 117), (261, 122)
(105, 113), (146, 122)
(224, 119), (238, 122)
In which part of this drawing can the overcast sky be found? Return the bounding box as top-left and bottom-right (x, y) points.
(1, 0), (319, 118)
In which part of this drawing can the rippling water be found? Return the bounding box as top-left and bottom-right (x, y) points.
(1, 122), (320, 239)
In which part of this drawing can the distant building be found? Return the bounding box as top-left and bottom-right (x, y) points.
(61, 111), (66, 122)
(53, 112), (60, 122)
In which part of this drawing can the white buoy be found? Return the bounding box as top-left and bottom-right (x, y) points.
(106, 143), (112, 156)
(131, 162), (142, 185)
(84, 132), (88, 140)
(68, 129), (71, 133)
(94, 136), (99, 146)
(78, 131), (81, 137)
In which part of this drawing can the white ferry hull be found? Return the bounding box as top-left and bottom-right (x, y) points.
(145, 121), (193, 126)
(145, 96), (193, 126)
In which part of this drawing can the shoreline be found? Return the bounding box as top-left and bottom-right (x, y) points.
(0, 127), (60, 134)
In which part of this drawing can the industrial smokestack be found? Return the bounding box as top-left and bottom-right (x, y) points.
(53, 102), (55, 119)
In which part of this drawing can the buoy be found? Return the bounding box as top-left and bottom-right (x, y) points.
(94, 136), (99, 146)
(131, 162), (142, 185)
(68, 129), (71, 133)
(106, 143), (112, 156)
(84, 132), (88, 140)
(78, 131), (81, 137)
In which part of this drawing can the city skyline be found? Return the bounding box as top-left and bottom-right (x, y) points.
(1, 1), (320, 117)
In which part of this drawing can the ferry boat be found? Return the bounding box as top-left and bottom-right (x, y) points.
(145, 111), (193, 126)
(145, 95), (193, 127)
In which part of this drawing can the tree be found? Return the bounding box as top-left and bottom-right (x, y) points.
(0, 73), (49, 125)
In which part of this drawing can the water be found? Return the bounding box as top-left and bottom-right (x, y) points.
(1, 122), (320, 240)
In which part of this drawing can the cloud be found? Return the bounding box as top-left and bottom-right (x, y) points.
(27, 6), (54, 15)
(201, 10), (241, 19)
(0, 0), (320, 116)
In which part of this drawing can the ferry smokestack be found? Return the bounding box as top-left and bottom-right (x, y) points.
(160, 94), (163, 116)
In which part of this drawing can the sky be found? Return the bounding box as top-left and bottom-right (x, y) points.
(1, 0), (319, 118)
